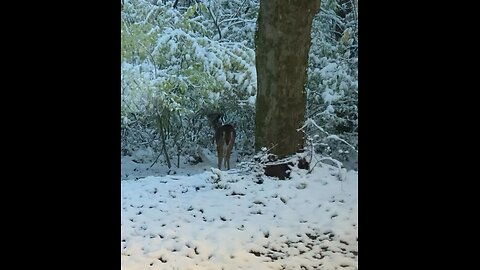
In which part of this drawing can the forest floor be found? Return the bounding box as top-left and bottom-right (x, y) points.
(121, 149), (358, 270)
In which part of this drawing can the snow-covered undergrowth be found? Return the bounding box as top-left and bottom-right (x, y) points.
(121, 163), (357, 270)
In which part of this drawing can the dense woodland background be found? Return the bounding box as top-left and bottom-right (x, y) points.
(121, 0), (358, 171)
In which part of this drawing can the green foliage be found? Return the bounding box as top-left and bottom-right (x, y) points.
(305, 0), (358, 170)
(121, 0), (257, 164)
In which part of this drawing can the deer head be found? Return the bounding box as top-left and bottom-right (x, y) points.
(207, 113), (236, 170)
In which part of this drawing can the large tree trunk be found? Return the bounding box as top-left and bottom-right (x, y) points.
(255, 0), (320, 158)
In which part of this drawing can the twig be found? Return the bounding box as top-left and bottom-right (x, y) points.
(206, 4), (222, 39)
(150, 151), (162, 168)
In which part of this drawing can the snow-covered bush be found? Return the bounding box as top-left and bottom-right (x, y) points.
(305, 0), (358, 170)
(121, 0), (257, 166)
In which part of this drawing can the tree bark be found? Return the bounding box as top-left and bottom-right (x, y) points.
(255, 0), (320, 158)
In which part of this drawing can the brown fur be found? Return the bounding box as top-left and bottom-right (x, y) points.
(215, 124), (236, 170)
(207, 113), (236, 170)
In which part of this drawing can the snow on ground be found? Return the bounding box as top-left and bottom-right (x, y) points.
(121, 155), (358, 270)
(121, 147), (238, 181)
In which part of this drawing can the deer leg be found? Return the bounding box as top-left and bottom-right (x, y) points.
(217, 152), (222, 170)
(225, 147), (230, 170)
(225, 142), (233, 170)
(217, 145), (223, 170)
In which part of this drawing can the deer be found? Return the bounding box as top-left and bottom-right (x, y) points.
(207, 113), (236, 170)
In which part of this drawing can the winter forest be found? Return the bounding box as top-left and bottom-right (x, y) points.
(121, 0), (358, 269)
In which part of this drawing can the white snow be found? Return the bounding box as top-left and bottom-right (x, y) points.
(247, 95), (256, 105)
(320, 63), (338, 77)
(321, 87), (342, 104)
(121, 155), (358, 269)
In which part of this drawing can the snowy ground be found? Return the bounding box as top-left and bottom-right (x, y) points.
(121, 151), (358, 270)
(121, 147), (238, 181)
